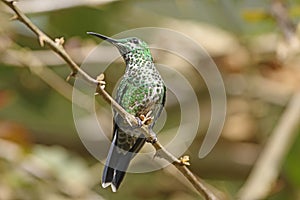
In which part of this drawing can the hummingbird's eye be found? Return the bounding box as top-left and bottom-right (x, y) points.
(132, 38), (139, 44)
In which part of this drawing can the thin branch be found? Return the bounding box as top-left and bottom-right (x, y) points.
(270, 0), (300, 59)
(1, 0), (221, 199)
(270, 0), (296, 43)
(2, 0), (97, 86)
(238, 91), (300, 199)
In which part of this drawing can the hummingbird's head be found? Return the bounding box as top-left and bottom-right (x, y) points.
(87, 32), (152, 62)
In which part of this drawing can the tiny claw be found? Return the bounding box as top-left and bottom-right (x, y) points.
(145, 110), (152, 118)
(179, 155), (190, 166)
(139, 111), (153, 125)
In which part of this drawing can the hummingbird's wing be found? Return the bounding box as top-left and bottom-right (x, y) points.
(150, 84), (166, 128)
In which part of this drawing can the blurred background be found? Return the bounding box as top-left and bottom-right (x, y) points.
(1, 0), (300, 199)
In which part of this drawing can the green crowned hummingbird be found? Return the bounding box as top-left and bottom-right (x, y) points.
(87, 32), (166, 192)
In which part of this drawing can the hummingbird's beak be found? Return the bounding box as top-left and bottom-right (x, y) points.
(87, 32), (119, 44)
(87, 31), (128, 55)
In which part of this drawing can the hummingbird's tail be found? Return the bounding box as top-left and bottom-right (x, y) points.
(102, 163), (127, 192)
(102, 127), (146, 192)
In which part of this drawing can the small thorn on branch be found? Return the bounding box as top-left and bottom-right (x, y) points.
(9, 14), (18, 21)
(66, 72), (76, 82)
(6, 0), (15, 5)
(96, 73), (106, 90)
(96, 73), (105, 81)
(55, 37), (65, 47)
(38, 35), (47, 47)
(179, 155), (190, 166)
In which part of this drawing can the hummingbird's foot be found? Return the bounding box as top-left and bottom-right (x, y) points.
(179, 155), (190, 166)
(139, 111), (153, 126)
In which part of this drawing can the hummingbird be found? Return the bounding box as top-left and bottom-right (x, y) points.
(87, 32), (166, 192)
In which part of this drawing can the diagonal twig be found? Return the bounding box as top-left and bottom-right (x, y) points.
(1, 0), (222, 199)
(270, 0), (296, 43)
(270, 0), (300, 59)
(238, 91), (300, 200)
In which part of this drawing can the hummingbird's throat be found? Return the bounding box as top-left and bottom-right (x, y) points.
(124, 49), (153, 65)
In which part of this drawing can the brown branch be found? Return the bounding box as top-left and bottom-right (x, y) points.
(1, 0), (222, 199)
(270, 0), (300, 60)
(2, 0), (97, 86)
(237, 92), (300, 199)
(270, 0), (296, 43)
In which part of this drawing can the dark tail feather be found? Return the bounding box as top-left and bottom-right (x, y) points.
(102, 167), (128, 192)
(102, 151), (131, 192)
(102, 127), (146, 192)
